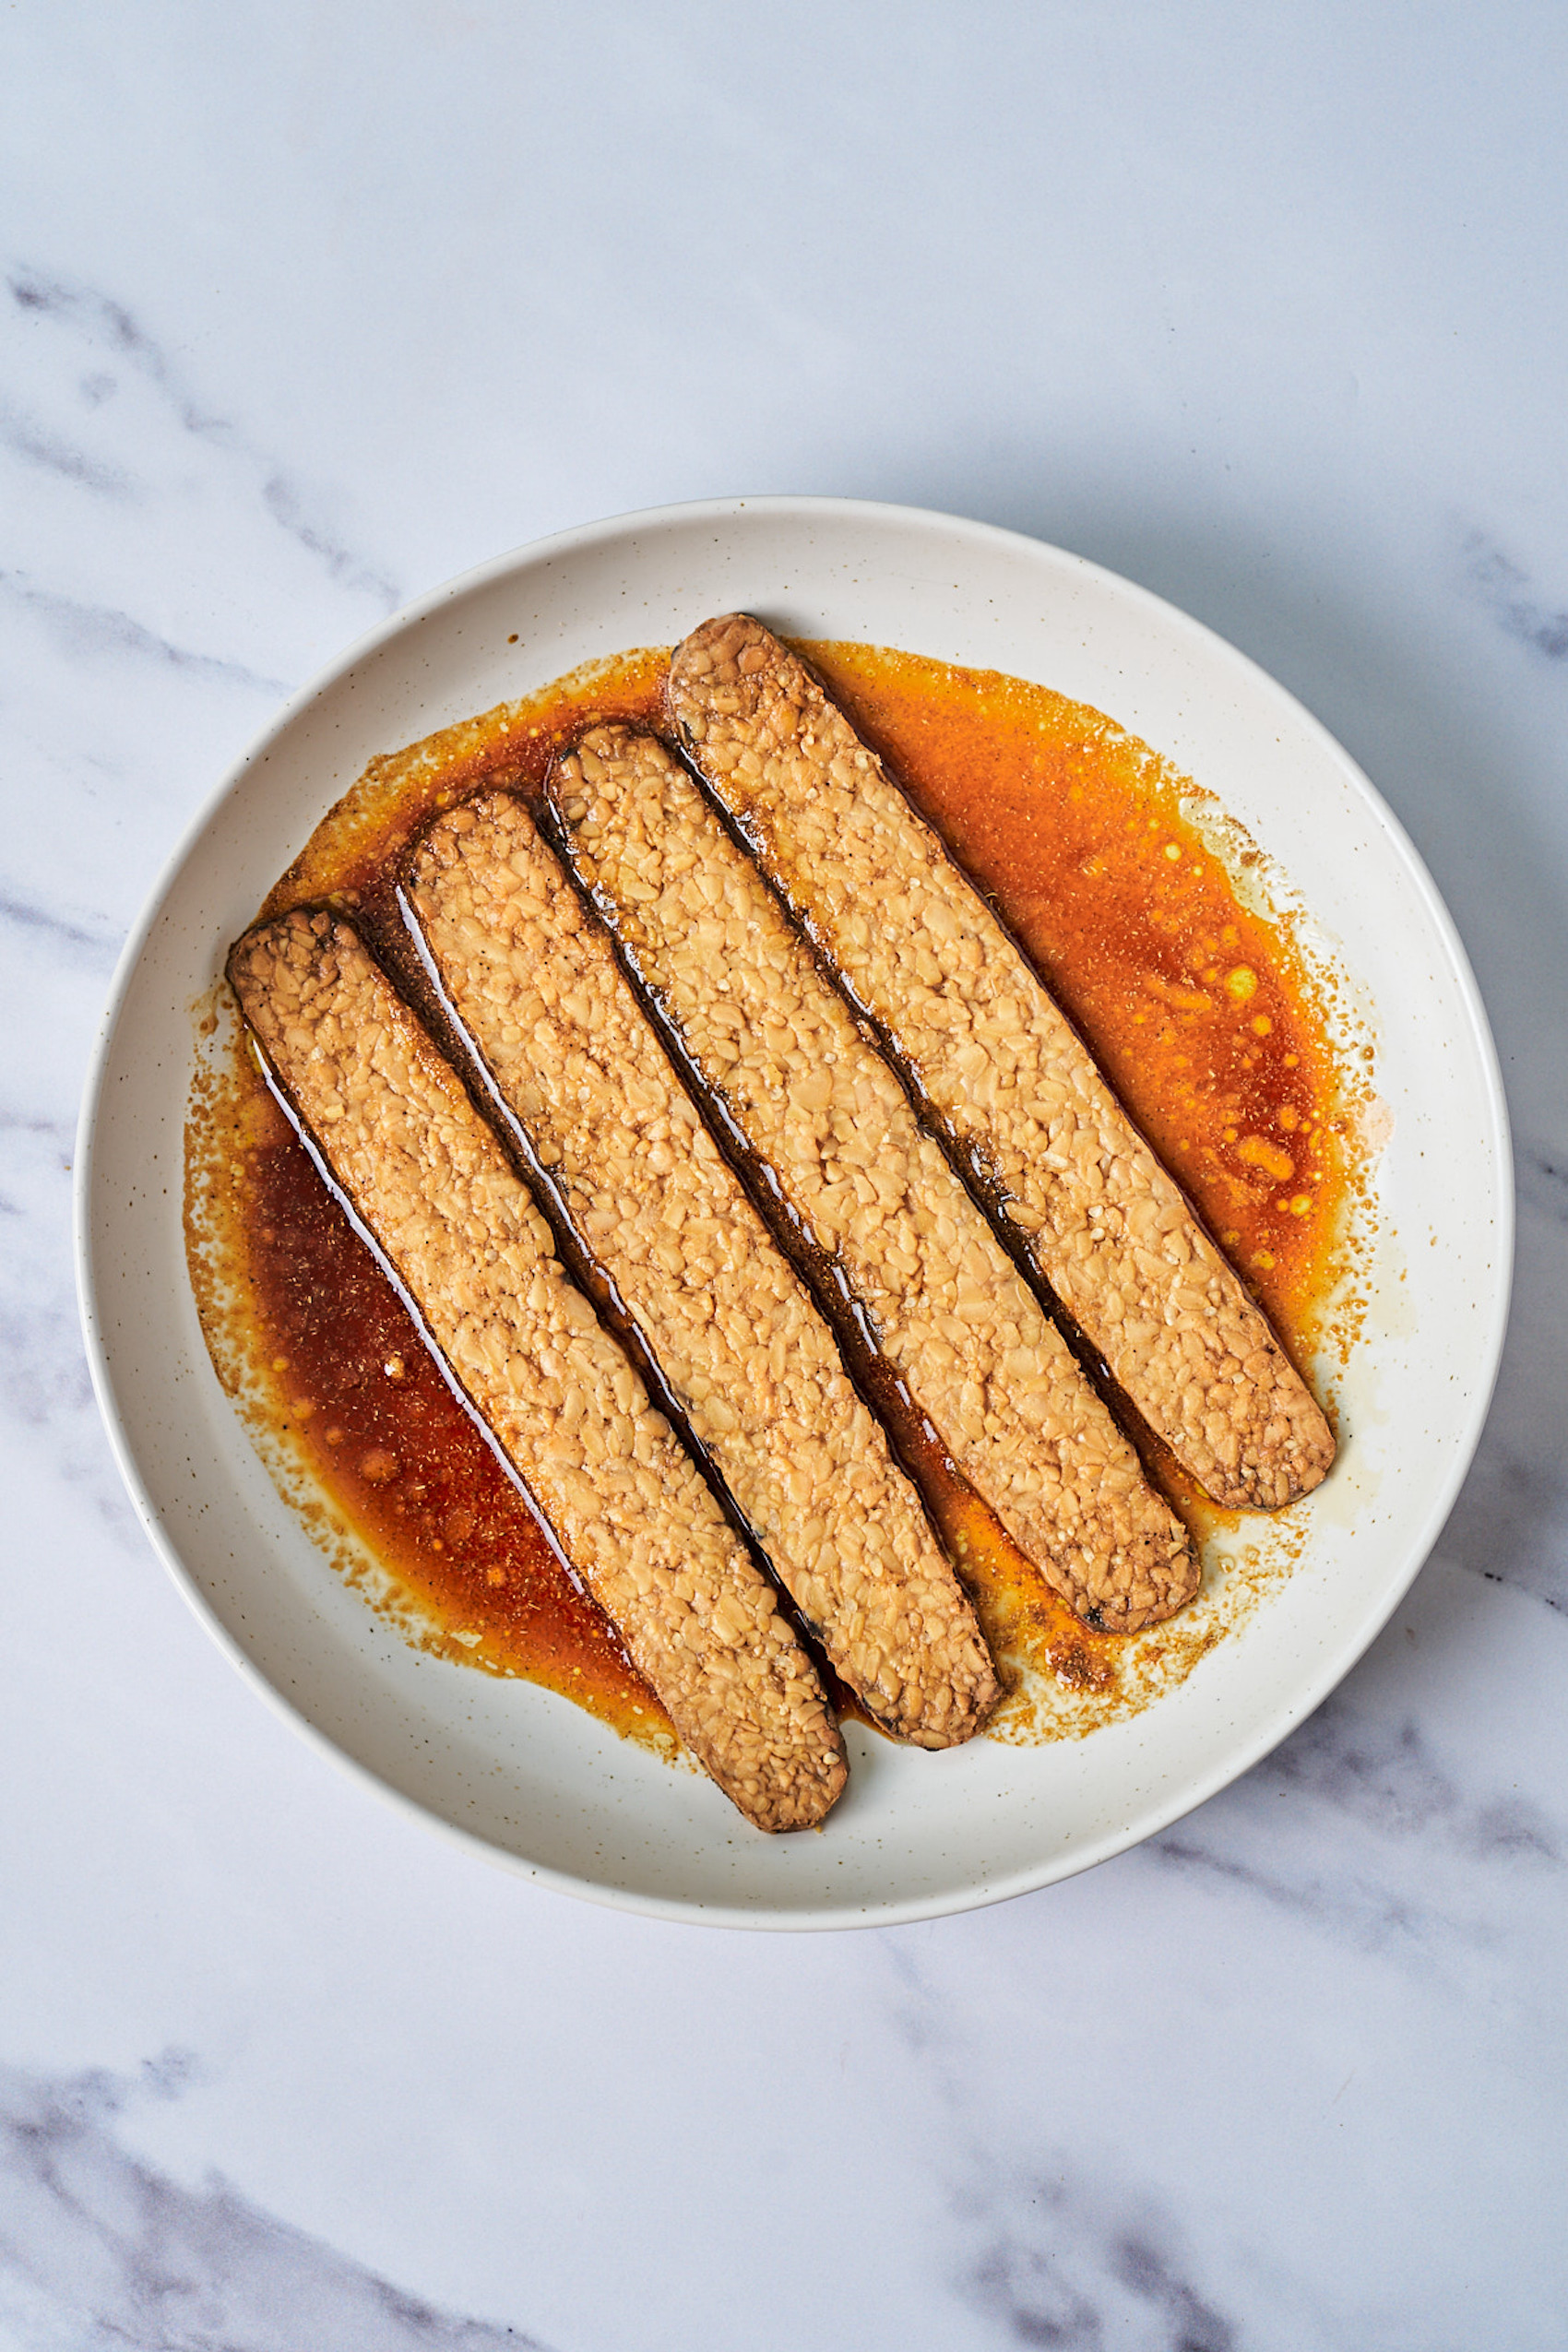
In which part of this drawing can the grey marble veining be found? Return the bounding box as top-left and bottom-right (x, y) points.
(0, 2059), (543, 2349)
(0, 569), (287, 696)
(6, 263), (403, 616)
(3, 4), (1565, 2346)
(1463, 535), (1568, 667)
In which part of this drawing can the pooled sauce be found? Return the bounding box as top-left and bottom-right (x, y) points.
(818, 649), (1346, 1322)
(231, 1074), (667, 1736)
(187, 641), (1360, 1753)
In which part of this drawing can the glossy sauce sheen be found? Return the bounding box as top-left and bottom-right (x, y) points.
(195, 643), (1352, 1746)
(819, 649), (1347, 1318)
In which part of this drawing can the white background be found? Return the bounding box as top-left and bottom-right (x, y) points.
(3, 5), (1565, 2345)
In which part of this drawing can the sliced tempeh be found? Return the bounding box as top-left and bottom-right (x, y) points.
(403, 794), (998, 1746)
(227, 907), (847, 1832)
(551, 725), (1198, 1633)
(669, 615), (1336, 1512)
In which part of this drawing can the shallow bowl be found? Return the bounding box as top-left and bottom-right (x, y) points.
(75, 496), (1512, 1927)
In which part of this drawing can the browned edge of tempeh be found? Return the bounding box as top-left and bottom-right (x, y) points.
(667, 614), (1336, 1514)
(225, 905), (847, 1831)
(548, 721), (1200, 1634)
(401, 787), (1000, 1744)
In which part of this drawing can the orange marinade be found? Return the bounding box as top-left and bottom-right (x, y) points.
(199, 642), (1348, 1740)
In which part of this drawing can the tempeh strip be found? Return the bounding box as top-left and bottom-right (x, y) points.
(227, 908), (846, 1832)
(552, 726), (1198, 1633)
(404, 795), (998, 1747)
(670, 616), (1336, 1512)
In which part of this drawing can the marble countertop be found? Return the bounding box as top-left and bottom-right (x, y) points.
(4, 5), (1565, 2345)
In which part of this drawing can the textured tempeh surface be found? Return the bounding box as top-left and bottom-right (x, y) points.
(227, 908), (847, 1831)
(405, 794), (998, 1744)
(669, 615), (1336, 1512)
(551, 725), (1198, 1633)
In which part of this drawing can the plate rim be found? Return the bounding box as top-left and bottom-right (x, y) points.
(73, 493), (1516, 1930)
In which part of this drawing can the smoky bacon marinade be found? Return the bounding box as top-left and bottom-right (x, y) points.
(188, 638), (1356, 1752)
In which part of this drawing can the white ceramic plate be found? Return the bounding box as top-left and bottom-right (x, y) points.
(76, 497), (1511, 1928)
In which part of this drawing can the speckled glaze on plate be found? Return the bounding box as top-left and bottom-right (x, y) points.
(74, 497), (1512, 1928)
